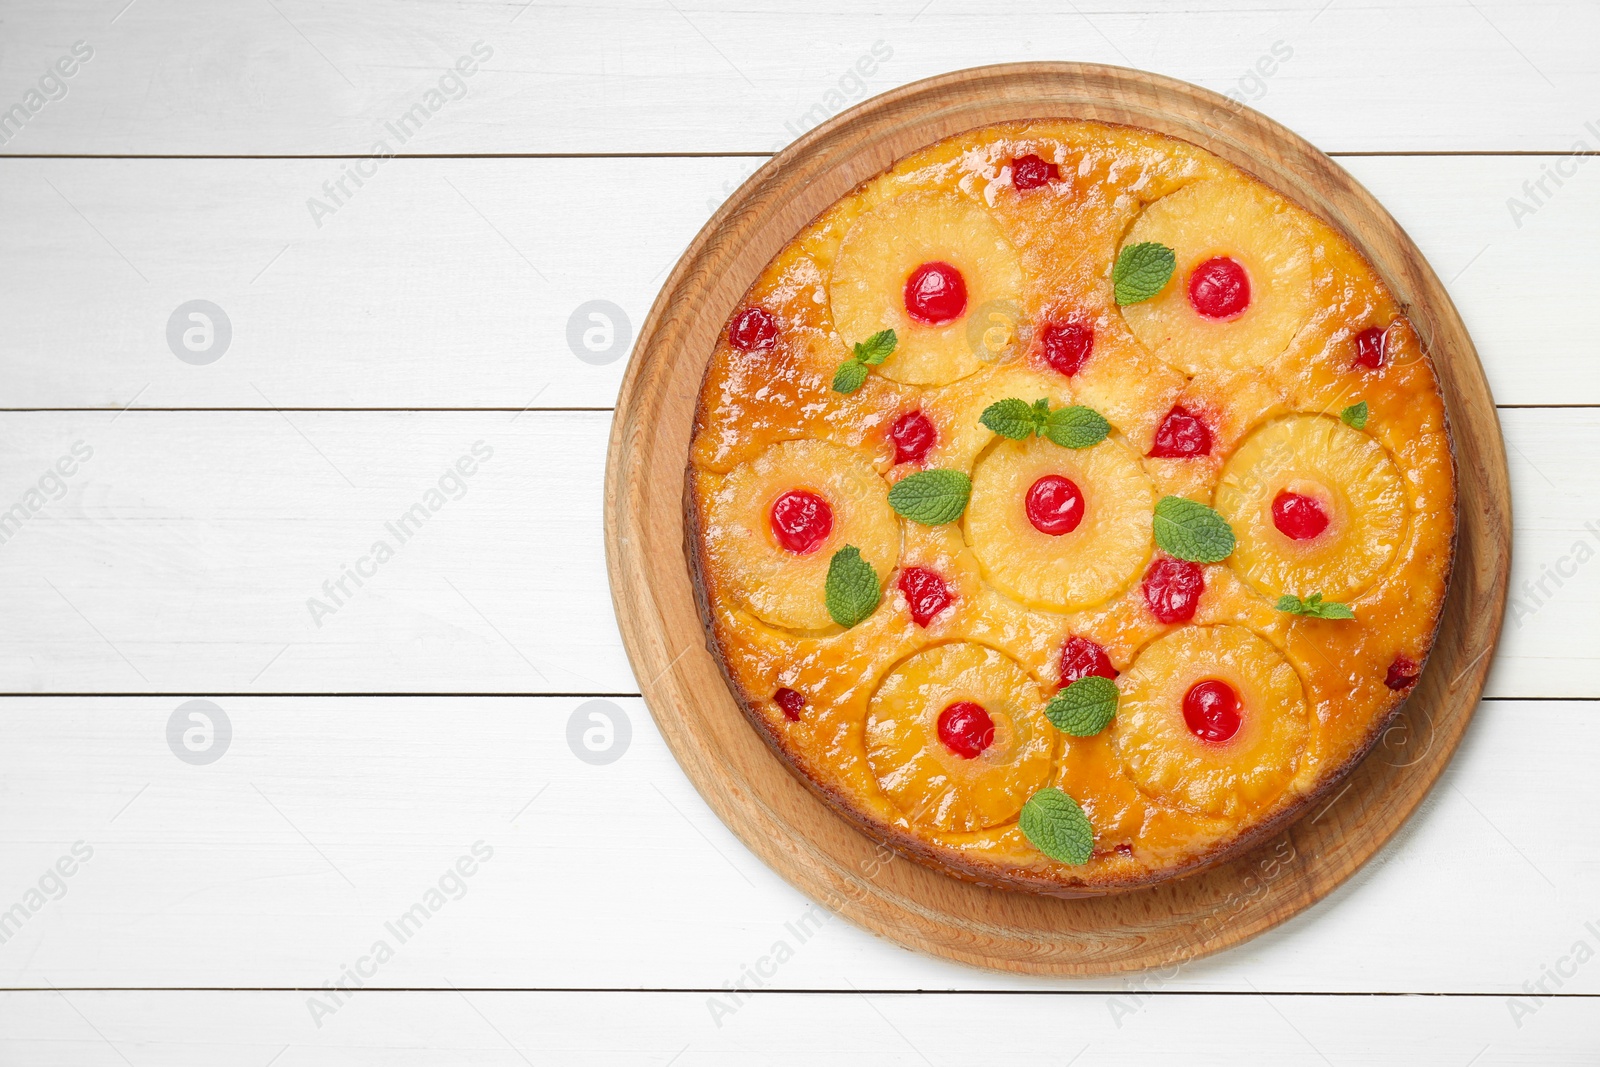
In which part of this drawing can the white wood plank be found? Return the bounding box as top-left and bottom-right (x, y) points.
(0, 989), (1595, 1066)
(0, 0), (1595, 156)
(2, 154), (1597, 409)
(0, 411), (631, 694)
(0, 408), (1588, 696)
(1336, 154), (1600, 410)
(0, 697), (1594, 994)
(0, 157), (729, 411)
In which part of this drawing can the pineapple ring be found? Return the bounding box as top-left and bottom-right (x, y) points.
(1215, 415), (1406, 601)
(865, 642), (1055, 832)
(830, 191), (1024, 386)
(705, 439), (900, 631)
(964, 434), (1155, 612)
(1119, 177), (1314, 375)
(1113, 625), (1310, 818)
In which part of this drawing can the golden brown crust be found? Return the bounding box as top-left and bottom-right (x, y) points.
(684, 119), (1457, 894)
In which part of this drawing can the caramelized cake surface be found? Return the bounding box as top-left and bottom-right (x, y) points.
(687, 121), (1455, 893)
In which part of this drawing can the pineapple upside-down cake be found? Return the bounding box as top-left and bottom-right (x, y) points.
(687, 121), (1455, 894)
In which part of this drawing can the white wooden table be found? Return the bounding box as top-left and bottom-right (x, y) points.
(1, 1), (1596, 1062)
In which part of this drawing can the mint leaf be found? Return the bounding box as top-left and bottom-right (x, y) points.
(1152, 496), (1236, 563)
(1043, 405), (1111, 449)
(980, 398), (1037, 440)
(832, 330), (897, 393)
(854, 329), (897, 366)
(1019, 788), (1094, 865)
(1113, 242), (1176, 305)
(825, 545), (880, 628)
(888, 469), (972, 526)
(1276, 593), (1356, 620)
(1341, 401), (1369, 429)
(1044, 676), (1119, 737)
(1030, 398), (1051, 432)
(832, 358), (869, 394)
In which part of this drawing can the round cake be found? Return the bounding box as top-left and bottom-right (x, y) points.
(685, 120), (1456, 894)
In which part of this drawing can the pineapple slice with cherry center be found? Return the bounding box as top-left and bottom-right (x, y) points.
(965, 434), (1155, 611)
(830, 191), (1024, 386)
(1214, 414), (1406, 602)
(1119, 177), (1314, 376)
(865, 642), (1054, 832)
(704, 439), (899, 631)
(1113, 625), (1310, 819)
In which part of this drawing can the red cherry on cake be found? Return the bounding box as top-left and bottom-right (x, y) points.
(1188, 256), (1251, 320)
(1354, 326), (1389, 369)
(1385, 656), (1420, 690)
(1011, 153), (1059, 191)
(1040, 320), (1095, 377)
(1144, 556), (1204, 624)
(729, 307), (778, 352)
(937, 701), (995, 759)
(1272, 490), (1330, 541)
(1183, 679), (1241, 743)
(897, 566), (954, 628)
(1148, 405), (1213, 458)
(1059, 635), (1118, 686)
(769, 490), (832, 554)
(1025, 475), (1085, 536)
(774, 687), (806, 721)
(889, 410), (937, 465)
(903, 261), (968, 325)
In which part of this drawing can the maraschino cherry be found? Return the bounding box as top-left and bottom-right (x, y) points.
(1144, 557), (1204, 624)
(1060, 636), (1118, 686)
(1354, 326), (1389, 369)
(774, 688), (806, 721)
(1183, 680), (1241, 743)
(1026, 475), (1085, 535)
(898, 567), (954, 628)
(729, 307), (778, 351)
(1011, 153), (1059, 190)
(1188, 257), (1251, 320)
(938, 701), (995, 759)
(904, 261), (968, 325)
(1272, 490), (1329, 541)
(1040, 320), (1094, 377)
(1385, 657), (1420, 690)
(890, 410), (937, 465)
(769, 490), (832, 554)
(1149, 405), (1212, 458)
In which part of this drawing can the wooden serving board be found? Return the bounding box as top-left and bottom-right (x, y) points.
(603, 64), (1510, 975)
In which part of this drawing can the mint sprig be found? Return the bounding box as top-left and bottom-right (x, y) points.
(1152, 496), (1236, 563)
(1019, 788), (1094, 865)
(1044, 676), (1119, 737)
(1113, 242), (1176, 305)
(832, 329), (897, 394)
(1341, 401), (1369, 429)
(887, 469), (971, 526)
(979, 397), (1110, 449)
(1277, 593), (1355, 620)
(824, 545), (880, 628)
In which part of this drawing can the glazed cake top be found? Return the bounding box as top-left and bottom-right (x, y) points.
(687, 120), (1454, 891)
